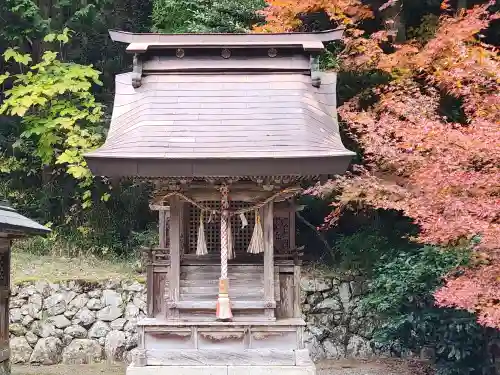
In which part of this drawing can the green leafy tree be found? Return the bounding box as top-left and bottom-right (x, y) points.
(362, 246), (499, 375)
(152, 0), (265, 33)
(0, 2), (157, 256)
(0, 0), (49, 44)
(0, 29), (105, 208)
(0, 0), (152, 105)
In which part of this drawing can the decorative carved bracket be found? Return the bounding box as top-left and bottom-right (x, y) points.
(250, 175), (294, 187)
(132, 53), (143, 88)
(264, 300), (277, 309)
(204, 177), (240, 186)
(310, 55), (321, 88)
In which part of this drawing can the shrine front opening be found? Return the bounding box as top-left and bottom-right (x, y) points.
(85, 29), (354, 375)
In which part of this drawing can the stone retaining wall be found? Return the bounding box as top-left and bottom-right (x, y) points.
(9, 270), (377, 365)
(9, 279), (145, 365)
(301, 269), (377, 361)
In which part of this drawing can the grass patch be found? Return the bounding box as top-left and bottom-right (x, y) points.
(10, 233), (146, 283)
(11, 250), (143, 284)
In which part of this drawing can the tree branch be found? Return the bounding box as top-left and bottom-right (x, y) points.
(295, 211), (336, 259)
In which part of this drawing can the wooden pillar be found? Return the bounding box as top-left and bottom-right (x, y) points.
(149, 204), (170, 249)
(0, 240), (10, 371)
(146, 249), (154, 318)
(263, 202), (275, 320)
(147, 205), (170, 318)
(167, 196), (181, 320)
(293, 264), (301, 318)
(158, 208), (168, 248)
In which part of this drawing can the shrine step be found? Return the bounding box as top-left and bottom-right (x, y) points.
(180, 294), (264, 300)
(146, 349), (297, 366)
(180, 279), (264, 286)
(137, 317), (306, 326)
(180, 265), (265, 281)
(168, 300), (276, 310)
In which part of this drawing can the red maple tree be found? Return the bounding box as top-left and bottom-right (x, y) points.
(258, 1), (500, 328)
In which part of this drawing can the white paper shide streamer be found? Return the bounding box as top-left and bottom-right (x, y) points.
(196, 211), (208, 256)
(247, 209), (264, 254)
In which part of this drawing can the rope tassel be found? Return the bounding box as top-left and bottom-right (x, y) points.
(247, 210), (264, 254)
(196, 212), (208, 256)
(216, 278), (232, 320)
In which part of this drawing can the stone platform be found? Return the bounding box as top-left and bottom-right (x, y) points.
(129, 319), (316, 375)
(126, 347), (316, 375)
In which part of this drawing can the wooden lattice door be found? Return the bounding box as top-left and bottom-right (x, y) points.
(186, 201), (256, 255)
(185, 200), (296, 255)
(274, 201), (295, 254)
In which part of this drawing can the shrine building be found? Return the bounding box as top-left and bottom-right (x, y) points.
(85, 28), (354, 375)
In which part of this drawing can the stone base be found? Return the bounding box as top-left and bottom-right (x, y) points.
(127, 364), (316, 375)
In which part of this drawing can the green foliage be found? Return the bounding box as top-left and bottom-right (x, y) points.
(297, 204), (416, 268)
(152, 0), (265, 33)
(2, 178), (157, 257)
(0, 0), (50, 43)
(362, 246), (499, 375)
(363, 247), (468, 316)
(0, 30), (104, 207)
(407, 14), (439, 43)
(330, 226), (409, 272)
(0, 0), (154, 257)
(312, 216), (499, 375)
(319, 43), (342, 71)
(0, 0), (152, 106)
(61, 181), (157, 256)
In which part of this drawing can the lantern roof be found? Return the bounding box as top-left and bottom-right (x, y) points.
(0, 203), (51, 237)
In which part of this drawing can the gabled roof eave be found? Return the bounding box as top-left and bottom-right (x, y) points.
(108, 28), (345, 47)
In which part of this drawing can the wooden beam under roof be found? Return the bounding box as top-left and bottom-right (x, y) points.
(126, 41), (326, 53)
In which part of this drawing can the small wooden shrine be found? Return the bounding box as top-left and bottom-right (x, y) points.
(86, 29), (354, 375)
(0, 203), (50, 374)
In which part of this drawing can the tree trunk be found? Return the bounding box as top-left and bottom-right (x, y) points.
(32, 0), (53, 62)
(383, 1), (407, 43)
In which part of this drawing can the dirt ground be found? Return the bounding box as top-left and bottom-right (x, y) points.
(317, 358), (431, 375)
(12, 363), (126, 375)
(13, 359), (430, 375)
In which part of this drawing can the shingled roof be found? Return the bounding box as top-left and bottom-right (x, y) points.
(85, 30), (354, 178)
(0, 203), (50, 237)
